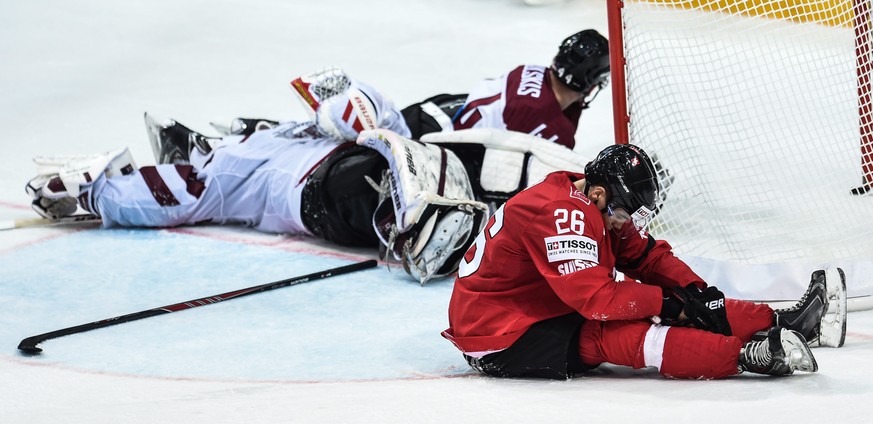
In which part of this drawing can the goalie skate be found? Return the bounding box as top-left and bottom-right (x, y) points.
(144, 112), (216, 165)
(774, 267), (847, 348)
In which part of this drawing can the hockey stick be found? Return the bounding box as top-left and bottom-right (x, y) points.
(0, 215), (102, 231)
(17, 259), (377, 354)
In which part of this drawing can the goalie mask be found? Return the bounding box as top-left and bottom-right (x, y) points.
(551, 29), (610, 108)
(584, 144), (659, 230)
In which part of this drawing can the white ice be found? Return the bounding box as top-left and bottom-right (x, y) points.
(2, 0), (873, 422)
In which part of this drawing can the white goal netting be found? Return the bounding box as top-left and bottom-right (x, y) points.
(610, 0), (873, 304)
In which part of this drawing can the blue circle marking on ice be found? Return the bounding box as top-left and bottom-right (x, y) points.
(0, 229), (471, 382)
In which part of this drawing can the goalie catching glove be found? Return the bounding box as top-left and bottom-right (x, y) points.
(658, 285), (732, 336)
(358, 129), (488, 285)
(291, 67), (409, 141)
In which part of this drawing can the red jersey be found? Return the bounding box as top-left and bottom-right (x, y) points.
(453, 65), (583, 149)
(442, 171), (705, 356)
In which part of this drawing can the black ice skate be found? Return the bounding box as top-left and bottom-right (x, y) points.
(774, 267), (847, 348)
(144, 112), (217, 165)
(738, 327), (818, 376)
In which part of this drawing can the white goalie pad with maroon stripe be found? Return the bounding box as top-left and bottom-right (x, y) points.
(357, 129), (486, 233)
(358, 129), (487, 284)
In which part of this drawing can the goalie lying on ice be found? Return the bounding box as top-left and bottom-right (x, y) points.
(26, 68), (602, 284)
(25, 68), (590, 284)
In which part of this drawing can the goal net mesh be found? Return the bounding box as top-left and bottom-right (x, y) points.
(615, 0), (873, 301)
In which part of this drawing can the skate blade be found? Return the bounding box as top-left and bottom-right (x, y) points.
(144, 112), (165, 162)
(783, 329), (818, 373)
(819, 267), (848, 348)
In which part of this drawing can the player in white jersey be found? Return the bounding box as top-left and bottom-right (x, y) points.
(25, 69), (490, 284)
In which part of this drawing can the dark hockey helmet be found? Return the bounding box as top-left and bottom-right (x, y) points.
(551, 29), (610, 94)
(584, 144), (659, 222)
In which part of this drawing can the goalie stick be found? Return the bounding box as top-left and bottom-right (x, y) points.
(0, 215), (102, 231)
(17, 259), (377, 354)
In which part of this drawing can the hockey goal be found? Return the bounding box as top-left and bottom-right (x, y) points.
(607, 0), (873, 309)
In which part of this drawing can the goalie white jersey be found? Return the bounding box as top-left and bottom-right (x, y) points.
(90, 79), (410, 233)
(98, 122), (343, 233)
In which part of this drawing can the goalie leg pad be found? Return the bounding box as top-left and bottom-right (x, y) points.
(421, 128), (592, 199)
(399, 204), (486, 284)
(358, 129), (487, 284)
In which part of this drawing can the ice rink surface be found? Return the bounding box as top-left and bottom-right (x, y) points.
(2, 0), (873, 422)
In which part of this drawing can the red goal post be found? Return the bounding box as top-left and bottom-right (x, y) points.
(606, 0), (873, 309)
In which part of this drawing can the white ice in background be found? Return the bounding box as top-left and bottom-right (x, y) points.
(1, 1), (873, 423)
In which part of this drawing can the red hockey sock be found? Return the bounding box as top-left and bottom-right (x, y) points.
(579, 320), (650, 369)
(725, 299), (774, 342)
(658, 326), (743, 379)
(580, 320), (744, 379)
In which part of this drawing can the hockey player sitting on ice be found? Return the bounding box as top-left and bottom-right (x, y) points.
(442, 144), (848, 380)
(24, 68), (493, 285)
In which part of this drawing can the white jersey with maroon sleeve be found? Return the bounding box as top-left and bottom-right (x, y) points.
(92, 78), (410, 234)
(442, 171), (705, 356)
(95, 121), (347, 233)
(453, 65), (583, 149)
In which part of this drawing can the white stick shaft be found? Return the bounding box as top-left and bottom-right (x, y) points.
(0, 215), (101, 231)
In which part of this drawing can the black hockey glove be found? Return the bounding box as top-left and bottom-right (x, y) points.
(659, 292), (685, 324)
(672, 285), (732, 336)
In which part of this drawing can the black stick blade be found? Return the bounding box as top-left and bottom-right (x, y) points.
(18, 338), (43, 355)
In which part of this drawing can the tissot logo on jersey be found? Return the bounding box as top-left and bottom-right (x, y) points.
(544, 235), (599, 263)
